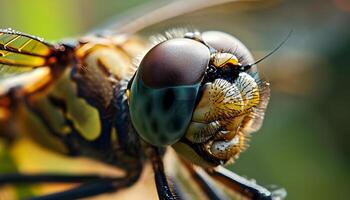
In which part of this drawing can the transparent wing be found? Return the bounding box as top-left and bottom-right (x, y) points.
(92, 0), (244, 36)
(0, 29), (62, 106)
(0, 29), (53, 58)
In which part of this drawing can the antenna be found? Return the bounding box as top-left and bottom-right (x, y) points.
(240, 30), (293, 71)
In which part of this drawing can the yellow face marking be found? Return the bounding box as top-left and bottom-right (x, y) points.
(236, 73), (260, 109)
(192, 80), (244, 123)
(212, 52), (239, 68)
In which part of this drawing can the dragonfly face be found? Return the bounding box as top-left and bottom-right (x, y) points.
(130, 30), (270, 167)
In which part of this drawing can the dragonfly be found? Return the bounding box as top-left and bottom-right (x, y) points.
(0, 0), (286, 199)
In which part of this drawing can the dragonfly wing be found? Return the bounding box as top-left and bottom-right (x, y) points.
(0, 66), (52, 97)
(92, 0), (243, 36)
(0, 29), (64, 107)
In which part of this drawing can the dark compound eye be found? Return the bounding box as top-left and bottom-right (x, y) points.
(129, 38), (209, 146)
(140, 38), (210, 88)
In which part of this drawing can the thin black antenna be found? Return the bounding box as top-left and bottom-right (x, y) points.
(240, 30), (293, 71)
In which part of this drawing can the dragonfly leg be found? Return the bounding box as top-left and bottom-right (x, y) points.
(0, 173), (109, 184)
(182, 162), (230, 200)
(206, 166), (286, 200)
(32, 172), (140, 200)
(147, 146), (177, 200)
(0, 165), (142, 200)
(28, 177), (135, 200)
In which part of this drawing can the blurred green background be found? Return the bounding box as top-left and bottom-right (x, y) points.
(0, 0), (349, 199)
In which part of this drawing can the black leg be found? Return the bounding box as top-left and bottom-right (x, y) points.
(0, 173), (103, 184)
(28, 178), (120, 200)
(207, 166), (286, 200)
(27, 172), (141, 200)
(154, 169), (176, 200)
(169, 176), (189, 200)
(183, 163), (229, 200)
(0, 165), (142, 200)
(25, 173), (144, 200)
(146, 147), (176, 200)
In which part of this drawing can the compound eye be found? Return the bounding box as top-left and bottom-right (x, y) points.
(140, 38), (210, 88)
(129, 38), (210, 146)
(202, 31), (255, 69)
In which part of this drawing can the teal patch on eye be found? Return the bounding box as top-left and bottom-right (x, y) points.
(129, 72), (200, 146)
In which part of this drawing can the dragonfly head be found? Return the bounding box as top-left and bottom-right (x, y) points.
(129, 30), (270, 167)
